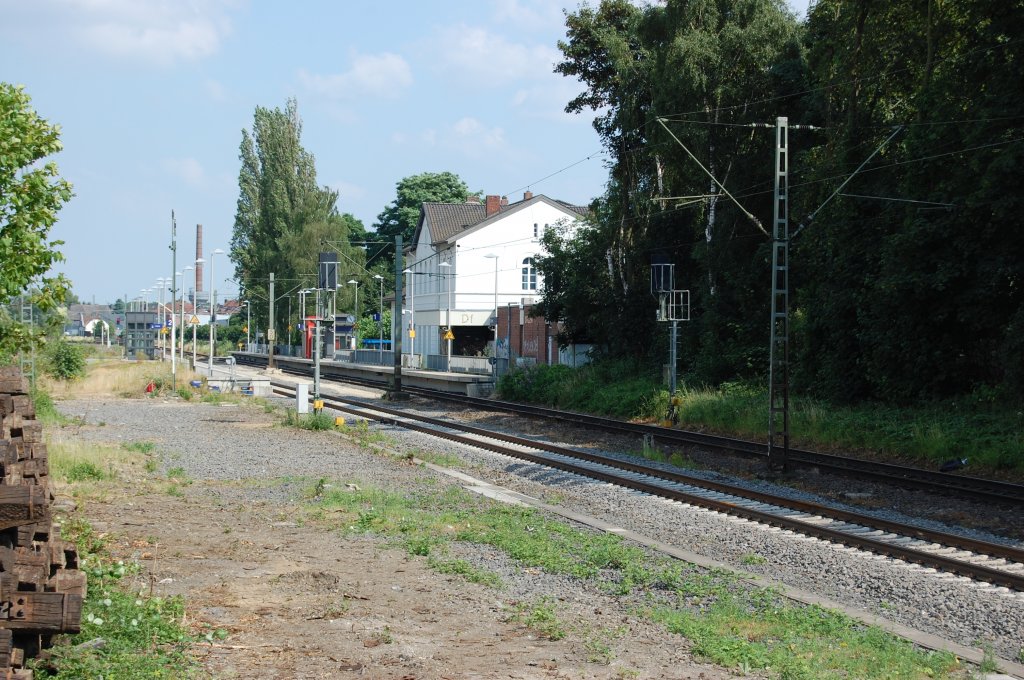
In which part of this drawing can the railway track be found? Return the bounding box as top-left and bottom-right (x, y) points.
(271, 380), (1024, 593)
(233, 352), (1024, 507)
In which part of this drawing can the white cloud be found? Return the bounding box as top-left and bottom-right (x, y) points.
(429, 24), (560, 84)
(0, 0), (238, 65)
(162, 157), (205, 187)
(298, 52), (413, 100)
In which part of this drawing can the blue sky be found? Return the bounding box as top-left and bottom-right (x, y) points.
(1, 0), (808, 304)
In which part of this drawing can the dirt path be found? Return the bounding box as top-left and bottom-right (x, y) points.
(68, 401), (739, 679)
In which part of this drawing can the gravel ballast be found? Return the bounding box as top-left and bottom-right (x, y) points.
(60, 391), (1024, 667)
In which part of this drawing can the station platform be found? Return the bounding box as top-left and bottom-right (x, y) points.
(232, 352), (495, 396)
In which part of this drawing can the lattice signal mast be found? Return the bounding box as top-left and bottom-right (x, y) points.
(651, 257), (689, 411)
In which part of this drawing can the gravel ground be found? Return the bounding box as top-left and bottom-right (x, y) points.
(61, 389), (1024, 667)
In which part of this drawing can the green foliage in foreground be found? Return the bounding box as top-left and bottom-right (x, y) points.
(307, 481), (966, 678)
(44, 340), (87, 381)
(32, 388), (69, 425)
(283, 409), (338, 431)
(35, 518), (199, 678)
(499, 363), (1024, 473)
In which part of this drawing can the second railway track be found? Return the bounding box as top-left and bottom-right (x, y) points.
(271, 379), (1024, 593)
(234, 352), (1024, 508)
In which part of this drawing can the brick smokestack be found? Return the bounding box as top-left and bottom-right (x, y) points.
(485, 194), (500, 217)
(500, 195), (508, 207)
(523, 191), (533, 201)
(195, 224), (204, 293)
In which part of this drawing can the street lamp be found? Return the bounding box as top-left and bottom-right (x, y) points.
(373, 274), (384, 364)
(208, 248), (224, 372)
(181, 265), (193, 364)
(155, 277), (169, 359)
(243, 300), (250, 349)
(171, 272), (182, 374)
(439, 261), (452, 372)
(402, 268), (414, 363)
(347, 279), (359, 350)
(483, 253), (499, 379)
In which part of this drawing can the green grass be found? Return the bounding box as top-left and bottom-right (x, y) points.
(122, 441), (156, 454)
(64, 461), (111, 482)
(283, 409), (339, 431)
(49, 441), (129, 486)
(427, 557), (502, 587)
(32, 388), (70, 426)
(510, 598), (566, 640)
(498, 362), (1024, 474)
(77, 425), (956, 673)
(34, 519), (200, 679)
(303, 479), (971, 678)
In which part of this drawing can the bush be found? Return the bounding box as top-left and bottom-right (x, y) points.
(45, 340), (86, 381)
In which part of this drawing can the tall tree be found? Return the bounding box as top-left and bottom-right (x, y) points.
(552, 0), (803, 374)
(0, 83), (73, 357)
(374, 171), (473, 246)
(231, 99), (363, 335)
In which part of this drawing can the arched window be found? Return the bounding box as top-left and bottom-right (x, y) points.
(522, 257), (537, 290)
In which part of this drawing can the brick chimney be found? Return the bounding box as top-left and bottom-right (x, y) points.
(485, 194), (501, 217)
(500, 195), (508, 206)
(523, 191), (533, 201)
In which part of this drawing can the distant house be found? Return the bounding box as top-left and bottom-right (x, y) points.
(405, 192), (587, 361)
(65, 303), (115, 338)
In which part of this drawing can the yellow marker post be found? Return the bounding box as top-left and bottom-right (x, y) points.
(313, 399), (324, 412)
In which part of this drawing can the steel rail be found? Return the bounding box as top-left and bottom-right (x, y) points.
(271, 382), (1024, 591)
(234, 352), (1024, 506)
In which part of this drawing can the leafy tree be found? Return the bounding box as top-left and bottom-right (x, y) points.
(44, 339), (85, 381)
(230, 99), (364, 340)
(374, 171), (474, 248)
(0, 83), (73, 356)
(794, 0), (1024, 401)
(552, 0), (802, 377)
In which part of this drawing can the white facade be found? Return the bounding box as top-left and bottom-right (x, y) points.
(405, 194), (584, 358)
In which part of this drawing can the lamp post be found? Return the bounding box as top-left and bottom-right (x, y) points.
(243, 300), (250, 349)
(181, 265), (193, 364)
(483, 254), (499, 380)
(439, 261), (452, 372)
(402, 268), (414, 363)
(171, 271), (181, 375)
(156, 277), (169, 359)
(347, 280), (359, 350)
(208, 248), (224, 373)
(373, 274), (384, 364)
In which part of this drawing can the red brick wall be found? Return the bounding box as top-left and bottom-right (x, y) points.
(497, 304), (561, 365)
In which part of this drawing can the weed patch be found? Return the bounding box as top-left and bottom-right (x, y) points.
(36, 520), (199, 678)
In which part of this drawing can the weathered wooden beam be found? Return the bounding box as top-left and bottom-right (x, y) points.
(0, 592), (82, 633)
(0, 488), (48, 529)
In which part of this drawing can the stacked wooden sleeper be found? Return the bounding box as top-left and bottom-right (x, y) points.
(0, 367), (84, 678)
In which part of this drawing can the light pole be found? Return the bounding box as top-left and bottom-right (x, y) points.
(373, 274), (384, 364)
(348, 279), (359, 349)
(402, 268), (414, 363)
(181, 265), (193, 364)
(243, 300), (250, 349)
(209, 248), (224, 373)
(439, 261), (452, 371)
(484, 254), (499, 380)
(155, 277), (169, 359)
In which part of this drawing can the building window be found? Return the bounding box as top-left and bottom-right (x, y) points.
(533, 223), (538, 238)
(522, 258), (537, 290)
